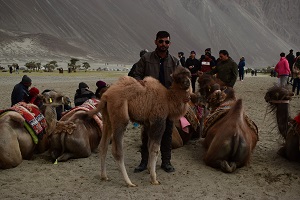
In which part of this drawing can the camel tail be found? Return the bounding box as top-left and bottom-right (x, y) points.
(88, 96), (107, 117)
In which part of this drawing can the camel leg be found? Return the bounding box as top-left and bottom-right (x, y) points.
(0, 137), (23, 169)
(99, 116), (112, 181)
(111, 123), (136, 187)
(204, 138), (236, 173)
(148, 120), (165, 185)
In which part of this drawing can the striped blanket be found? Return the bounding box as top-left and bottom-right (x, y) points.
(62, 98), (103, 131)
(0, 102), (47, 144)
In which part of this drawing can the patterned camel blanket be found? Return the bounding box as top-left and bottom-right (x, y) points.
(0, 102), (47, 144)
(183, 102), (202, 132)
(61, 98), (103, 131)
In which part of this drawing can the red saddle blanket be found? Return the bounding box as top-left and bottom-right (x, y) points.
(62, 98), (103, 131)
(0, 102), (47, 137)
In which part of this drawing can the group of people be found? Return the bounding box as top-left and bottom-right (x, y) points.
(11, 75), (109, 120)
(275, 49), (300, 96)
(177, 48), (239, 92)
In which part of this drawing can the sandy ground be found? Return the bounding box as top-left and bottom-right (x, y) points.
(0, 71), (300, 200)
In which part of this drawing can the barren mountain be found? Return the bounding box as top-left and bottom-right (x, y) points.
(0, 0), (299, 68)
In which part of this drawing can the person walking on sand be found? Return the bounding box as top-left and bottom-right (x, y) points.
(132, 30), (180, 173)
(275, 52), (290, 87)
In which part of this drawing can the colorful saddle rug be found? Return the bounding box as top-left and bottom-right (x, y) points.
(62, 98), (103, 131)
(184, 102), (202, 132)
(0, 102), (47, 144)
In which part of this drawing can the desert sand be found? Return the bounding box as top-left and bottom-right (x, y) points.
(0, 71), (299, 200)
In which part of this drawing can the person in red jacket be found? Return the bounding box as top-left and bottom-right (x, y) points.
(275, 52), (290, 87)
(201, 52), (215, 73)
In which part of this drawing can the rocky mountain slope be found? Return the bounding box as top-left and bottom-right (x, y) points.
(0, 0), (299, 68)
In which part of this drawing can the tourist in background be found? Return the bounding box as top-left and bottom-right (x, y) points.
(292, 53), (300, 96)
(275, 52), (290, 87)
(238, 56), (245, 81)
(185, 50), (201, 92)
(286, 49), (295, 84)
(178, 51), (186, 66)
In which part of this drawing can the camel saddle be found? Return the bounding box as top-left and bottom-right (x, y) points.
(0, 102), (47, 144)
(62, 98), (103, 131)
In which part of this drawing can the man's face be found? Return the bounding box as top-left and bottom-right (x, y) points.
(190, 52), (196, 58)
(219, 53), (228, 61)
(155, 37), (170, 52)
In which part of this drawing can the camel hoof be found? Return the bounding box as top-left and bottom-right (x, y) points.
(100, 176), (109, 181)
(220, 161), (236, 173)
(127, 183), (137, 187)
(151, 180), (161, 185)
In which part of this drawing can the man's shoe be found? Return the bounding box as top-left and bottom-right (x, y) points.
(134, 161), (147, 173)
(161, 162), (175, 173)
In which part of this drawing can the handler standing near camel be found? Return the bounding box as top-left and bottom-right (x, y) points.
(132, 30), (181, 173)
(201, 50), (238, 88)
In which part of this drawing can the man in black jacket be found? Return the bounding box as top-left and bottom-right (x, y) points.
(132, 31), (180, 173)
(185, 50), (201, 92)
(286, 49), (295, 84)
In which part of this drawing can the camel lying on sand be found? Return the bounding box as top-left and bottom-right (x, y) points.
(265, 86), (300, 161)
(0, 91), (68, 169)
(49, 99), (102, 162)
(89, 66), (193, 186)
(198, 73), (258, 172)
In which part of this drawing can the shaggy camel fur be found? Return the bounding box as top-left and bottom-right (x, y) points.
(198, 73), (258, 172)
(89, 66), (192, 187)
(264, 86), (300, 161)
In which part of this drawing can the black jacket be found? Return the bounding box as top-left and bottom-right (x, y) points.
(11, 82), (30, 106)
(185, 58), (201, 75)
(74, 88), (96, 106)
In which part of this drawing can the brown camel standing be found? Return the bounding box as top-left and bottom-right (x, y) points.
(89, 66), (193, 186)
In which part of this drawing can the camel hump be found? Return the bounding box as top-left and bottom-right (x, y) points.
(226, 99), (244, 121)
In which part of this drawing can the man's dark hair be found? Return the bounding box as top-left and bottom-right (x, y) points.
(178, 52), (184, 56)
(219, 50), (229, 56)
(280, 52), (285, 57)
(156, 31), (170, 39)
(296, 52), (300, 57)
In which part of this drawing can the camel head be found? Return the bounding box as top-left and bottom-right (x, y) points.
(41, 90), (70, 107)
(265, 85), (294, 104)
(171, 66), (191, 90)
